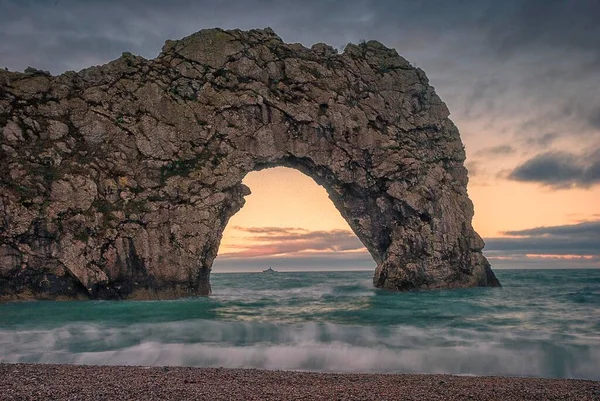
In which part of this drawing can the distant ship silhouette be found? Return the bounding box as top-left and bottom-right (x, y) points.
(262, 267), (277, 273)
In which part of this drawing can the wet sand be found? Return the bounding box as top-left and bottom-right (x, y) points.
(1, 363), (598, 400)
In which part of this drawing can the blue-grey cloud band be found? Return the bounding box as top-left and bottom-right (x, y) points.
(485, 220), (599, 256)
(508, 149), (600, 188)
(215, 221), (599, 271)
(502, 220), (600, 237)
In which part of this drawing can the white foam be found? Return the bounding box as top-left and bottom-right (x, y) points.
(1, 320), (598, 380)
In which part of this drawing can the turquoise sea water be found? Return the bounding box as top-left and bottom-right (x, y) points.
(1, 269), (599, 380)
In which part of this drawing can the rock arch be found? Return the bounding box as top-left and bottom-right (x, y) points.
(0, 28), (500, 300)
(214, 166), (370, 266)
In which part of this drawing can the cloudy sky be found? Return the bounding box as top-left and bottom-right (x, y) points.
(2, 0), (598, 271)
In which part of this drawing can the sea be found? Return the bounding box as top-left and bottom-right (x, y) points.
(1, 269), (599, 380)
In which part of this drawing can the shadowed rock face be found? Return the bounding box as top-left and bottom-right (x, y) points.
(0, 28), (500, 300)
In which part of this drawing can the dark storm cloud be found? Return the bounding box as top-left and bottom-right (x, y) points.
(483, 220), (600, 256)
(508, 149), (600, 188)
(480, 0), (600, 56)
(2, 0), (599, 70)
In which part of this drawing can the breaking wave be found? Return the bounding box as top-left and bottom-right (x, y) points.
(1, 270), (599, 380)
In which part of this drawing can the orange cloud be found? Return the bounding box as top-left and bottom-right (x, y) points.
(219, 227), (366, 259)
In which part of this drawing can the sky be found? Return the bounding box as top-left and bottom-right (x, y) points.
(1, 0), (598, 271)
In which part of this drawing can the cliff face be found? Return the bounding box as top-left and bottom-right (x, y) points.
(0, 28), (500, 300)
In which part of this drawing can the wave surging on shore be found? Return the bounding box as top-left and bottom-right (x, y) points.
(1, 270), (599, 380)
(1, 319), (599, 379)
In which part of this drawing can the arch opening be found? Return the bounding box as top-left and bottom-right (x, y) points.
(213, 167), (377, 274)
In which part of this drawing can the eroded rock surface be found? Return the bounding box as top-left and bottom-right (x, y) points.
(0, 28), (500, 300)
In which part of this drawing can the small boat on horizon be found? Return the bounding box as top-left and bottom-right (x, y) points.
(262, 267), (277, 273)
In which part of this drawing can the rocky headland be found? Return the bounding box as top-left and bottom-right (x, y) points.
(0, 28), (500, 300)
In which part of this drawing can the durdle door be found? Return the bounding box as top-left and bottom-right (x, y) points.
(0, 28), (500, 300)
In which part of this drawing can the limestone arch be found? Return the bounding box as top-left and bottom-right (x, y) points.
(213, 166), (377, 272)
(0, 28), (500, 300)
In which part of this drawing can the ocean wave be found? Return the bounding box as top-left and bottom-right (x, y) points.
(2, 270), (599, 380)
(1, 320), (599, 380)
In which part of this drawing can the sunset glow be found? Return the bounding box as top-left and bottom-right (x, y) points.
(214, 166), (600, 271)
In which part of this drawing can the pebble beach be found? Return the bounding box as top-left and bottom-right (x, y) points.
(1, 364), (599, 401)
